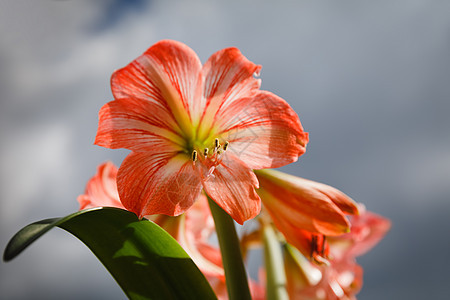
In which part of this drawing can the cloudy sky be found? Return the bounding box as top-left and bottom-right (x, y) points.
(1, 0), (450, 299)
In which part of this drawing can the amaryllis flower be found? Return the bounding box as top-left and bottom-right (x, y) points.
(283, 207), (391, 300)
(95, 40), (308, 224)
(254, 169), (359, 260)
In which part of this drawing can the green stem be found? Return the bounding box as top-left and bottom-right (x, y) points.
(207, 196), (252, 300)
(263, 224), (288, 300)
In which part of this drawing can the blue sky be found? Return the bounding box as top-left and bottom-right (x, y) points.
(1, 1), (450, 299)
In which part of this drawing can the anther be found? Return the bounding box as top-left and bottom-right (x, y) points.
(191, 150), (198, 162)
(320, 236), (326, 257)
(214, 138), (220, 149)
(310, 235), (318, 259)
(223, 141), (229, 151)
(204, 148), (209, 157)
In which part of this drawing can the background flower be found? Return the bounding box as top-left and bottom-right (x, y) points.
(77, 161), (124, 210)
(284, 208), (391, 299)
(76, 161), (265, 299)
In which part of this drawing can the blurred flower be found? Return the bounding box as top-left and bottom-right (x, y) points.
(255, 169), (359, 262)
(238, 170), (389, 299)
(95, 40), (308, 224)
(283, 207), (391, 300)
(77, 161), (264, 299)
(77, 162), (222, 278)
(77, 161), (124, 210)
(327, 204), (392, 260)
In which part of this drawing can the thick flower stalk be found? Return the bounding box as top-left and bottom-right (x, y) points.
(94, 40), (308, 224)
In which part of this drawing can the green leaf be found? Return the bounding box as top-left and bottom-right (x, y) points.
(3, 207), (217, 300)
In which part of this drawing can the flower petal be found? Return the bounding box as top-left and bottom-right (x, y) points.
(217, 91), (309, 169)
(117, 151), (203, 218)
(328, 208), (391, 259)
(95, 98), (185, 152)
(304, 180), (360, 215)
(111, 40), (203, 137)
(182, 195), (224, 276)
(197, 47), (261, 140)
(334, 259), (363, 296)
(77, 162), (123, 210)
(201, 152), (261, 225)
(256, 169), (353, 236)
(259, 187), (350, 237)
(284, 243), (323, 294)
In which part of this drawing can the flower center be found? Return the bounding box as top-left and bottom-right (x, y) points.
(190, 138), (230, 181)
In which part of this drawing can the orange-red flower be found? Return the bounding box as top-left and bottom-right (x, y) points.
(95, 40), (308, 224)
(284, 207), (391, 300)
(255, 169), (359, 261)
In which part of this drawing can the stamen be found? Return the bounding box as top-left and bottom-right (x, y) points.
(310, 235), (317, 259)
(320, 236), (326, 257)
(204, 148), (209, 157)
(191, 150), (198, 162)
(214, 138), (220, 149)
(223, 141), (229, 151)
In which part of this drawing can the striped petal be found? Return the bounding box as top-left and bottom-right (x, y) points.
(117, 151), (203, 218)
(256, 169), (357, 236)
(217, 91), (309, 169)
(201, 152), (261, 225)
(111, 40), (203, 138)
(95, 97), (185, 152)
(259, 187), (350, 237)
(197, 47), (261, 140)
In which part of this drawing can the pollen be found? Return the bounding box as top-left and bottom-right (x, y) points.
(310, 234), (329, 265)
(194, 139), (229, 180)
(223, 141), (229, 151)
(191, 150), (198, 162)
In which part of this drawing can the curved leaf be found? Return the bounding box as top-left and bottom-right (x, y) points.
(3, 207), (217, 300)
